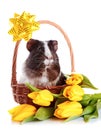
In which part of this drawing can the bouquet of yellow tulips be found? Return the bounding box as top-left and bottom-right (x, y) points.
(8, 74), (101, 123)
(8, 12), (101, 124)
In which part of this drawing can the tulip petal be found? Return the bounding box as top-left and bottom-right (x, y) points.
(8, 104), (37, 122)
(54, 101), (83, 119)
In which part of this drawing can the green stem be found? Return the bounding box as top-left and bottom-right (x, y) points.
(25, 82), (40, 91)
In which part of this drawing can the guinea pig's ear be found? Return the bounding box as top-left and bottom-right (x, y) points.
(26, 39), (37, 51)
(53, 40), (58, 51)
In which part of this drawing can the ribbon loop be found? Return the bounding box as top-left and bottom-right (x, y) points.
(8, 11), (40, 41)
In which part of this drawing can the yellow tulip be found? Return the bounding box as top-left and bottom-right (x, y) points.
(8, 104), (37, 122)
(63, 85), (84, 101)
(66, 74), (83, 85)
(28, 90), (54, 106)
(54, 101), (83, 119)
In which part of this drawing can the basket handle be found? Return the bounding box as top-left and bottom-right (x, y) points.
(11, 20), (75, 85)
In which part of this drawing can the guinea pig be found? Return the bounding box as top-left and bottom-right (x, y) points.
(19, 38), (66, 88)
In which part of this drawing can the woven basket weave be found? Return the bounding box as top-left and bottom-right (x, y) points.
(11, 20), (75, 105)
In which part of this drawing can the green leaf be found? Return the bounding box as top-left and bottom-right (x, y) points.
(64, 115), (81, 122)
(34, 107), (54, 121)
(82, 94), (92, 101)
(92, 93), (101, 100)
(96, 99), (101, 109)
(21, 115), (35, 124)
(79, 95), (92, 107)
(81, 75), (98, 90)
(54, 98), (67, 109)
(25, 82), (40, 91)
(89, 99), (97, 105)
(80, 94), (92, 106)
(83, 99), (101, 122)
(80, 93), (101, 107)
(80, 99), (91, 107)
(52, 93), (62, 98)
(83, 109), (98, 122)
(82, 105), (96, 115)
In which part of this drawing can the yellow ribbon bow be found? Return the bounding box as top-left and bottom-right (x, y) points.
(8, 11), (40, 41)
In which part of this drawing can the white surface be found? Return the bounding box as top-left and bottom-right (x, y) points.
(0, 0), (101, 129)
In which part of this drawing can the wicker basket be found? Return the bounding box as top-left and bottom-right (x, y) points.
(11, 20), (75, 105)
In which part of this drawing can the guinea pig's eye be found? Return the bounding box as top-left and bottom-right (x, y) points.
(38, 46), (44, 52)
(37, 47), (41, 51)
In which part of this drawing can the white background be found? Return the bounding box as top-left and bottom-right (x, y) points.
(0, 0), (101, 129)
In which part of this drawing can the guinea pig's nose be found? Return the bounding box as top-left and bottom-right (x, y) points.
(45, 55), (53, 60)
(48, 56), (53, 60)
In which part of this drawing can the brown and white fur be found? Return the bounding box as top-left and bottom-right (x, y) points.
(19, 39), (65, 88)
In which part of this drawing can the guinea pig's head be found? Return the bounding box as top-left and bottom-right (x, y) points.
(25, 39), (60, 72)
